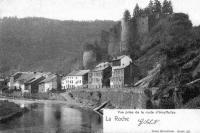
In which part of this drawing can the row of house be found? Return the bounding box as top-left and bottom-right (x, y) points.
(8, 72), (61, 93)
(62, 55), (135, 89)
(7, 55), (134, 93)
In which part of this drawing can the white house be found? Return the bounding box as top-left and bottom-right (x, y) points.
(111, 55), (132, 69)
(62, 70), (90, 89)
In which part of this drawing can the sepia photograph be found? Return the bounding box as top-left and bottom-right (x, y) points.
(0, 0), (200, 133)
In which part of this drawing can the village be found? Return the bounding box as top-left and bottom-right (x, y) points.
(0, 55), (134, 95)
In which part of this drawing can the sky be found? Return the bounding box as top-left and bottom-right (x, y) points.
(0, 0), (199, 26)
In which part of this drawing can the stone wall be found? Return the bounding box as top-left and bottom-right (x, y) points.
(70, 88), (147, 109)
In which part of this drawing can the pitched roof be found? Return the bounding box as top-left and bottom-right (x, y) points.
(92, 62), (110, 72)
(13, 72), (50, 84)
(62, 70), (89, 80)
(112, 55), (127, 61)
(16, 72), (35, 83)
(39, 74), (57, 83)
(67, 70), (90, 76)
(12, 72), (25, 81)
(25, 76), (45, 84)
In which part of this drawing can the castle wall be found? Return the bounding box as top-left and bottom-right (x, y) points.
(136, 16), (149, 36)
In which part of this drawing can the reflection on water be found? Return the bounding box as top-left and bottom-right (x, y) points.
(0, 102), (102, 133)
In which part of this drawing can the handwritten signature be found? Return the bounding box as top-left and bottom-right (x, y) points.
(138, 118), (160, 126)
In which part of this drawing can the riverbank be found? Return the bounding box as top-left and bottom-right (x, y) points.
(0, 92), (108, 111)
(0, 93), (100, 112)
(0, 88), (147, 111)
(0, 100), (27, 122)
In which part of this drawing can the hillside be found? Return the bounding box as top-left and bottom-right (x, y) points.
(0, 17), (116, 75)
(134, 13), (200, 109)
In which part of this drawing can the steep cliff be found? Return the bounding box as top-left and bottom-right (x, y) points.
(135, 13), (200, 109)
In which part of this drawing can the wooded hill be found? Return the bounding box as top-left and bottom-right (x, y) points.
(0, 17), (115, 75)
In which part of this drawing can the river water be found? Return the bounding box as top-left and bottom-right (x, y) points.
(0, 101), (103, 133)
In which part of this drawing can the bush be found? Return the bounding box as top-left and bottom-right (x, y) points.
(159, 97), (175, 109)
(184, 95), (200, 108)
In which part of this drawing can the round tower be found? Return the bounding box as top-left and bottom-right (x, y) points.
(120, 11), (131, 54)
(83, 44), (96, 69)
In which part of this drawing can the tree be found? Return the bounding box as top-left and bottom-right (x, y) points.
(148, 0), (154, 9)
(160, 13), (193, 58)
(123, 10), (131, 21)
(153, 0), (162, 14)
(168, 1), (173, 14)
(133, 4), (140, 17)
(148, 0), (154, 15)
(162, 0), (173, 14)
(162, 0), (168, 14)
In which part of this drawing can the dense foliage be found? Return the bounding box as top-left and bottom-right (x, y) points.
(0, 17), (115, 74)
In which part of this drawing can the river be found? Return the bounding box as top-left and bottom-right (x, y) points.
(0, 100), (103, 133)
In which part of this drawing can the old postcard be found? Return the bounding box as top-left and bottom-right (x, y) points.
(0, 0), (199, 133)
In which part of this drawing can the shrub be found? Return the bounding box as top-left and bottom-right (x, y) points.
(184, 95), (200, 108)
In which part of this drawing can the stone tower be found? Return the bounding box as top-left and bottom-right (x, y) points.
(120, 16), (131, 54)
(83, 49), (96, 69)
(108, 22), (121, 57)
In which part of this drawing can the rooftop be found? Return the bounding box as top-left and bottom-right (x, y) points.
(25, 76), (45, 84)
(15, 72), (35, 83)
(112, 55), (127, 61)
(92, 62), (110, 72)
(13, 72), (53, 84)
(39, 74), (57, 83)
(67, 70), (90, 77)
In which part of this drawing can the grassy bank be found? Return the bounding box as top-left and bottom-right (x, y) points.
(0, 100), (25, 122)
(0, 91), (67, 101)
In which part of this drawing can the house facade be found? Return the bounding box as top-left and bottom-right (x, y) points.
(8, 72), (36, 91)
(38, 74), (61, 93)
(8, 72), (26, 90)
(25, 76), (46, 93)
(110, 55), (133, 88)
(88, 62), (112, 89)
(8, 72), (52, 93)
(62, 70), (89, 90)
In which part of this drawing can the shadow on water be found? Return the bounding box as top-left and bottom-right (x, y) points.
(0, 102), (103, 133)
